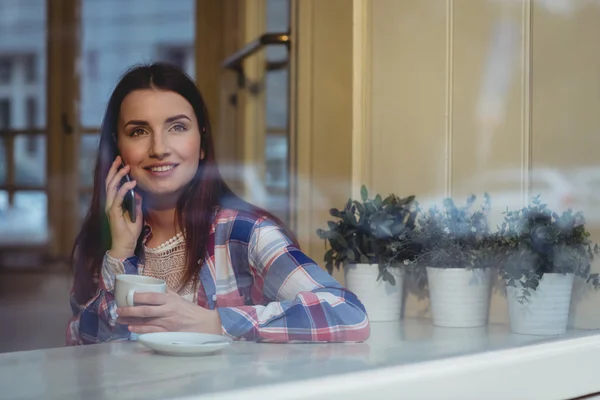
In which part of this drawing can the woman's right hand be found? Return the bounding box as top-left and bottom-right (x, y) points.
(105, 156), (143, 259)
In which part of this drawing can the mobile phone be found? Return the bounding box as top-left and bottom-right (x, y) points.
(120, 164), (136, 223)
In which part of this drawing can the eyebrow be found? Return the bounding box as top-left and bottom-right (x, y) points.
(123, 114), (192, 128)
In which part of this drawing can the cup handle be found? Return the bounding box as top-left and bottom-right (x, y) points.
(126, 289), (136, 307)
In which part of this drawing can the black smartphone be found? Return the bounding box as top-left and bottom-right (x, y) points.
(120, 164), (136, 223)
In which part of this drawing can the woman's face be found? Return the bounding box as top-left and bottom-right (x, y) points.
(116, 89), (202, 203)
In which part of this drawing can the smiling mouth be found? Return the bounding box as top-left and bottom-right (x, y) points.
(144, 164), (179, 173)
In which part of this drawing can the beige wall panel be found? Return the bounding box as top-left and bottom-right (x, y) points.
(369, 0), (448, 201)
(451, 1), (525, 207)
(294, 0), (354, 283)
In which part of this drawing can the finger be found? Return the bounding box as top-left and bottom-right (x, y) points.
(109, 180), (137, 218)
(134, 292), (167, 306)
(116, 317), (147, 325)
(104, 159), (122, 211)
(105, 165), (131, 211)
(129, 324), (168, 334)
(116, 304), (163, 319)
(117, 316), (164, 325)
(105, 156), (122, 190)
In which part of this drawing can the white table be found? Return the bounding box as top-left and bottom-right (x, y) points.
(2, 318), (600, 400)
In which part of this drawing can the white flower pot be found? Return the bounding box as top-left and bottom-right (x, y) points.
(426, 267), (492, 328)
(344, 263), (403, 322)
(507, 273), (574, 336)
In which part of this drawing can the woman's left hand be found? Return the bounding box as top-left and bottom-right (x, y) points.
(116, 290), (223, 335)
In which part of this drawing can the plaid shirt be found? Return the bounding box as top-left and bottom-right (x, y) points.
(67, 208), (370, 344)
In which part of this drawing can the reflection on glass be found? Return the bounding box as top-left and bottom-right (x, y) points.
(0, 190), (6, 212)
(265, 70), (288, 128)
(0, 191), (47, 245)
(79, 134), (100, 187)
(14, 134), (46, 186)
(0, 0), (48, 247)
(266, 0), (289, 32)
(0, 138), (5, 185)
(79, 192), (92, 221)
(79, 0), (195, 127)
(265, 0), (289, 61)
(265, 134), (287, 189)
(0, 0), (46, 130)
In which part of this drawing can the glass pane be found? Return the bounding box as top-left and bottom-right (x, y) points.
(79, 0), (196, 127)
(14, 134), (46, 186)
(265, 133), (287, 189)
(0, 191), (47, 245)
(0, 190), (7, 212)
(0, 138), (5, 185)
(0, 1), (47, 129)
(79, 134), (100, 187)
(265, 69), (288, 128)
(0, 98), (10, 128)
(265, 0), (289, 61)
(263, 0), (291, 225)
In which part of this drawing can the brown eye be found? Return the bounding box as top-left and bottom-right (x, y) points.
(130, 128), (146, 137)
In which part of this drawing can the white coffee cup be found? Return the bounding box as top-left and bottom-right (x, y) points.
(114, 275), (167, 307)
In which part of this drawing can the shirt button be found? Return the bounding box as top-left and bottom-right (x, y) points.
(212, 294), (217, 301)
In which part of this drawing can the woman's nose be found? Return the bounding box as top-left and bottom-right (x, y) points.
(149, 132), (170, 159)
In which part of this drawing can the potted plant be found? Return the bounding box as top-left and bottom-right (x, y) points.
(316, 185), (419, 322)
(498, 195), (600, 335)
(411, 193), (497, 328)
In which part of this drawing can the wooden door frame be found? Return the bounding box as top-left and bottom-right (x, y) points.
(48, 0), (80, 260)
(196, 0), (262, 198)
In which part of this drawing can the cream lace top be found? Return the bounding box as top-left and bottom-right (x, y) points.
(141, 231), (197, 303)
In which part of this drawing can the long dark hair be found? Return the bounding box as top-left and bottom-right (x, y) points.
(72, 62), (296, 304)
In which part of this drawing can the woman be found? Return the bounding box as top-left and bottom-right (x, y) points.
(67, 63), (370, 345)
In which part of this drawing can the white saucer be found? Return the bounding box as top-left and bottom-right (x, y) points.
(137, 332), (232, 356)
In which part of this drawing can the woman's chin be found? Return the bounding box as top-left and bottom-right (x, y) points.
(140, 186), (186, 202)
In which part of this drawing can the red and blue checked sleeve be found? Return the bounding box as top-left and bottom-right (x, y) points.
(66, 252), (138, 345)
(217, 219), (371, 342)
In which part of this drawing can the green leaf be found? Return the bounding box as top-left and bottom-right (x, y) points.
(382, 195), (394, 206)
(366, 203), (378, 215)
(348, 212), (358, 226)
(345, 199), (352, 211)
(361, 185), (368, 202)
(374, 194), (383, 208)
(379, 224), (393, 237)
(324, 248), (334, 263)
(325, 262), (333, 274)
(346, 249), (356, 261)
(330, 231), (347, 247)
(387, 271), (396, 286)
